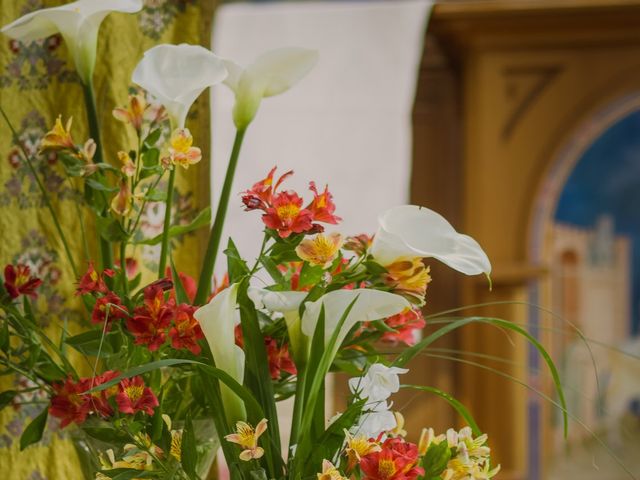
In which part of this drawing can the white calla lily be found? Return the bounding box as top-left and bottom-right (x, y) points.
(1, 0), (143, 84)
(194, 283), (246, 422)
(248, 287), (309, 365)
(371, 205), (491, 276)
(301, 289), (410, 356)
(132, 44), (228, 129)
(223, 47), (319, 129)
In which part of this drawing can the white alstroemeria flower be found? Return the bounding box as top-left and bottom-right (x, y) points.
(248, 287), (308, 364)
(132, 44), (227, 128)
(1, 0), (143, 84)
(194, 283), (246, 422)
(352, 400), (397, 439)
(301, 289), (410, 352)
(223, 47), (319, 129)
(370, 205), (491, 276)
(348, 363), (409, 403)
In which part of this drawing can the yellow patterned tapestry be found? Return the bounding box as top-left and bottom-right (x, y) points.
(0, 1), (216, 478)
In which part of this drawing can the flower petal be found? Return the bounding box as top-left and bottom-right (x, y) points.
(247, 47), (319, 98)
(371, 205), (491, 275)
(301, 289), (410, 348)
(132, 44), (227, 128)
(248, 287), (307, 313)
(194, 284), (246, 421)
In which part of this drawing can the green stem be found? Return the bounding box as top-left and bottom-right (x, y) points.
(82, 82), (113, 271)
(120, 240), (129, 296)
(194, 128), (247, 304)
(0, 105), (79, 279)
(157, 168), (176, 278)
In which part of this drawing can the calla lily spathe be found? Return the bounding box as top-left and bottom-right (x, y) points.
(1, 0), (143, 85)
(301, 289), (410, 359)
(248, 287), (308, 364)
(194, 283), (246, 422)
(370, 205), (491, 276)
(223, 47), (319, 129)
(132, 44), (228, 129)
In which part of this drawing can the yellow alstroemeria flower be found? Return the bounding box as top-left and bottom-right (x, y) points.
(118, 150), (136, 177)
(295, 232), (343, 269)
(389, 411), (408, 437)
(383, 258), (431, 304)
(224, 418), (268, 461)
(317, 459), (348, 480)
(168, 128), (202, 169)
(170, 429), (183, 461)
(418, 427), (446, 456)
(39, 115), (75, 152)
(344, 430), (381, 471)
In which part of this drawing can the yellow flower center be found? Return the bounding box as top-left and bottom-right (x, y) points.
(125, 385), (144, 402)
(276, 203), (300, 221)
(378, 459), (397, 478)
(170, 130), (193, 153)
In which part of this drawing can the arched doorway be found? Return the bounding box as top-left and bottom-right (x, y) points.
(529, 93), (640, 479)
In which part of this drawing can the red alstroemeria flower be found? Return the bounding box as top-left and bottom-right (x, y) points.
(4, 264), (42, 299)
(76, 262), (114, 295)
(360, 437), (424, 480)
(83, 370), (121, 418)
(241, 166), (293, 211)
(381, 309), (426, 346)
(165, 267), (197, 303)
(115, 376), (158, 415)
(262, 191), (314, 238)
(127, 286), (174, 351)
(49, 377), (91, 428)
(91, 291), (128, 328)
(169, 304), (204, 355)
(307, 181), (341, 225)
(265, 337), (297, 380)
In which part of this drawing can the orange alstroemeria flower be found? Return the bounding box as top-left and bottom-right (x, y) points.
(113, 94), (148, 132)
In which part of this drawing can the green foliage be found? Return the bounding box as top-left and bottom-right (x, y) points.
(421, 440), (451, 479)
(135, 207), (211, 246)
(20, 407), (48, 450)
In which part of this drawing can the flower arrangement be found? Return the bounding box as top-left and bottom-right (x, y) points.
(0, 1), (569, 479)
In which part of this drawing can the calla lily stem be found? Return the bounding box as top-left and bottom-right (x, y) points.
(0, 105), (78, 279)
(195, 127), (247, 305)
(157, 168), (176, 278)
(82, 82), (114, 271)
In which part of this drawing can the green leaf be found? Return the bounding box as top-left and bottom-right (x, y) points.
(182, 412), (198, 480)
(298, 263), (324, 289)
(237, 282), (282, 477)
(0, 320), (9, 352)
(225, 238), (250, 283)
(145, 129), (162, 147)
(142, 148), (160, 168)
(249, 469), (268, 480)
(65, 329), (113, 356)
(0, 390), (17, 411)
(20, 407), (48, 450)
(134, 208), (211, 246)
(421, 440), (451, 478)
(96, 216), (128, 243)
(86, 178), (118, 193)
(363, 261), (388, 275)
(402, 385), (481, 436)
(170, 255), (190, 304)
(144, 188), (167, 202)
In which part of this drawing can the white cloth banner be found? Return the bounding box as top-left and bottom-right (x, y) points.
(210, 0), (433, 271)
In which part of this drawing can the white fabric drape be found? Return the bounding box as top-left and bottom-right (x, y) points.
(210, 0), (433, 271)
